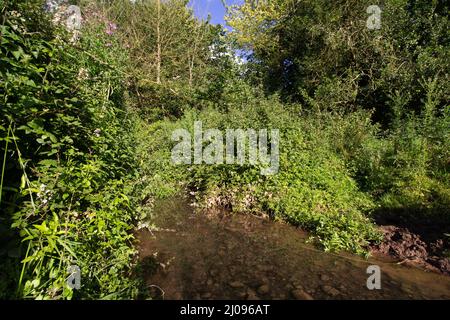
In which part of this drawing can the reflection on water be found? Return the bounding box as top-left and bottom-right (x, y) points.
(136, 196), (450, 300)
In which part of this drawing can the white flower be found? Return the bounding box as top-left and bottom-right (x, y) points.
(77, 68), (89, 80)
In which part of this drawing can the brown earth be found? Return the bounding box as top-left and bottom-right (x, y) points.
(371, 225), (450, 275)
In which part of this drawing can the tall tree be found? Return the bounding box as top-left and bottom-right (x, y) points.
(108, 0), (215, 86)
(227, 0), (449, 125)
(156, 0), (161, 84)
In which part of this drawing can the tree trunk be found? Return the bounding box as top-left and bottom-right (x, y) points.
(189, 58), (194, 87)
(156, 0), (161, 84)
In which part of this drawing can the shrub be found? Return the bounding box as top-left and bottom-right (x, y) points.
(0, 0), (143, 299)
(142, 97), (382, 255)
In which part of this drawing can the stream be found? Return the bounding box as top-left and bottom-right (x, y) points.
(136, 196), (450, 300)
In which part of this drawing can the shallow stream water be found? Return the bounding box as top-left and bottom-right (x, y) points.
(136, 196), (450, 300)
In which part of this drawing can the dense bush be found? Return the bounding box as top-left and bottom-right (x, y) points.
(226, 0), (450, 224)
(140, 75), (448, 255)
(0, 0), (143, 299)
(139, 93), (382, 255)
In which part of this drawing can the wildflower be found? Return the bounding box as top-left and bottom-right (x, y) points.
(70, 30), (81, 44)
(109, 22), (117, 31)
(44, 0), (67, 13)
(94, 129), (101, 137)
(105, 22), (117, 35)
(77, 68), (88, 81)
(10, 10), (21, 18)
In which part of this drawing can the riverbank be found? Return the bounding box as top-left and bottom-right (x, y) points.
(371, 224), (450, 276)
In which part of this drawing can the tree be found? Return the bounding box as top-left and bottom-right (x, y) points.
(106, 0), (214, 86)
(227, 0), (449, 126)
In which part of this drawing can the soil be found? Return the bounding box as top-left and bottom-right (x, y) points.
(371, 209), (450, 275)
(370, 225), (450, 275)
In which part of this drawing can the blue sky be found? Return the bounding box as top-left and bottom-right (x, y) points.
(188, 0), (243, 28)
(188, 0), (249, 61)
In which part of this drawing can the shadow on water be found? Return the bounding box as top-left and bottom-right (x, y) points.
(135, 196), (450, 300)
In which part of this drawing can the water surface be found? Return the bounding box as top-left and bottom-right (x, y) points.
(136, 196), (450, 300)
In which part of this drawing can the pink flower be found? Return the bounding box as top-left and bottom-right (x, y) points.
(105, 22), (118, 35)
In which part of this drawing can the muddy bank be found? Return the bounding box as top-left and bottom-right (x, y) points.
(371, 209), (450, 275)
(371, 225), (450, 275)
(136, 196), (450, 300)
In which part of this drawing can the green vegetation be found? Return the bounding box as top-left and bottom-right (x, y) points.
(0, 0), (141, 299)
(1, 0), (448, 299)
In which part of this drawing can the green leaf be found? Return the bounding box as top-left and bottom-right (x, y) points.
(34, 222), (49, 233)
(12, 50), (22, 60)
(20, 174), (26, 189)
(38, 159), (58, 167)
